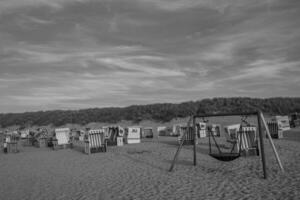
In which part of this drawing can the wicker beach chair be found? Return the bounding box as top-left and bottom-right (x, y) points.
(85, 129), (107, 154)
(53, 128), (71, 149)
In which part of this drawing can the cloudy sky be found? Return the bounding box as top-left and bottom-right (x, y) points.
(0, 0), (299, 113)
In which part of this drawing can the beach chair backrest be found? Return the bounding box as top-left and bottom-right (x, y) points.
(118, 127), (124, 137)
(143, 128), (153, 137)
(177, 125), (194, 142)
(127, 127), (141, 139)
(237, 126), (257, 151)
(198, 122), (206, 130)
(157, 126), (167, 136)
(271, 115), (290, 131)
(224, 124), (240, 142)
(20, 130), (29, 138)
(267, 121), (279, 134)
(55, 128), (70, 145)
(207, 124), (221, 137)
(88, 129), (105, 148)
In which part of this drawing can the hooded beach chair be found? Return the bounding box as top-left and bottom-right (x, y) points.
(224, 124), (258, 155)
(53, 128), (70, 149)
(125, 127), (141, 144)
(85, 129), (107, 154)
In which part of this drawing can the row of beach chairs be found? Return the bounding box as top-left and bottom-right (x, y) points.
(53, 126), (147, 154)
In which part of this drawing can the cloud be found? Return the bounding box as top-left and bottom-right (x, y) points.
(237, 59), (300, 79)
(0, 0), (86, 15)
(139, 0), (278, 12)
(26, 16), (54, 24)
(0, 0), (299, 112)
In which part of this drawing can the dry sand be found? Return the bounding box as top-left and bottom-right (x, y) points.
(1, 129), (300, 200)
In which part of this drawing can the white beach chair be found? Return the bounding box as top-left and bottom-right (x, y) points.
(54, 128), (70, 149)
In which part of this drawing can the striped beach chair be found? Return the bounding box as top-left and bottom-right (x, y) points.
(237, 126), (258, 155)
(85, 129), (107, 154)
(224, 124), (258, 155)
(177, 126), (194, 145)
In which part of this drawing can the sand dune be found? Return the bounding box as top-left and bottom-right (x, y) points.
(0, 134), (300, 200)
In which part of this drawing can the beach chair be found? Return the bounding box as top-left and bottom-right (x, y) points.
(267, 122), (283, 139)
(84, 129), (107, 154)
(238, 126), (258, 155)
(105, 126), (124, 146)
(224, 124), (241, 143)
(177, 125), (194, 145)
(125, 127), (141, 144)
(157, 126), (167, 136)
(207, 124), (221, 137)
(53, 128), (70, 150)
(143, 127), (154, 138)
(197, 122), (207, 138)
(224, 124), (258, 155)
(32, 129), (48, 148)
(4, 134), (19, 153)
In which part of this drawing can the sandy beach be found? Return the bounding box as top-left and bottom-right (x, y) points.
(0, 129), (300, 200)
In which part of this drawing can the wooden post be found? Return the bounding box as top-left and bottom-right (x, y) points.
(260, 112), (284, 172)
(208, 130), (211, 154)
(169, 116), (192, 172)
(14, 142), (18, 153)
(257, 112), (267, 179)
(85, 141), (90, 155)
(193, 116), (197, 166)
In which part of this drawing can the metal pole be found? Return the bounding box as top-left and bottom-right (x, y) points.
(193, 116), (197, 166)
(257, 112), (267, 179)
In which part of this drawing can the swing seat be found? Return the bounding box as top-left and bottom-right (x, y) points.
(209, 153), (240, 162)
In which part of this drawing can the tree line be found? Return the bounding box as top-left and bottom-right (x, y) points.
(0, 97), (299, 128)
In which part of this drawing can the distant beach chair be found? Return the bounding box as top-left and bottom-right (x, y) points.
(104, 126), (124, 146)
(271, 115), (290, 131)
(53, 128), (71, 150)
(84, 129), (107, 154)
(33, 129), (48, 148)
(125, 127), (141, 144)
(197, 122), (207, 138)
(143, 127), (154, 138)
(224, 124), (241, 143)
(177, 125), (194, 145)
(207, 124), (221, 137)
(157, 126), (171, 136)
(267, 121), (283, 139)
(4, 133), (19, 153)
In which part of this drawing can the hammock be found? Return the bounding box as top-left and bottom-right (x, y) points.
(208, 125), (241, 162)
